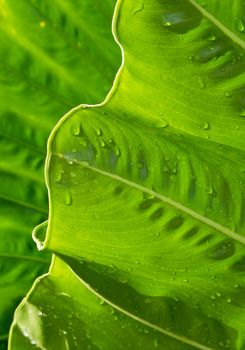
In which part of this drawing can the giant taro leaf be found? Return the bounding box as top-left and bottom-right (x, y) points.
(10, 0), (245, 349)
(0, 0), (119, 346)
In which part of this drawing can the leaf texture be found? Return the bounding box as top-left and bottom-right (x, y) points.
(10, 0), (245, 349)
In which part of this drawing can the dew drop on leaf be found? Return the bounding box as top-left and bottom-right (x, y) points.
(236, 19), (245, 33)
(99, 140), (106, 148)
(239, 108), (245, 117)
(119, 277), (128, 284)
(201, 121), (210, 130)
(98, 299), (105, 306)
(162, 18), (172, 28)
(143, 192), (154, 200)
(65, 191), (72, 206)
(224, 91), (232, 97)
(156, 119), (169, 128)
(95, 128), (102, 136)
(54, 170), (64, 183)
(207, 33), (216, 41)
(206, 183), (215, 195)
(154, 338), (159, 348)
(115, 147), (121, 157)
(71, 124), (81, 136)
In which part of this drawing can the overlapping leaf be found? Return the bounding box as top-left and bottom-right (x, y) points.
(10, 0), (245, 349)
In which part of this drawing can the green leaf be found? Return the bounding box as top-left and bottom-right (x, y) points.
(10, 0), (245, 349)
(10, 256), (210, 350)
(0, 0), (119, 344)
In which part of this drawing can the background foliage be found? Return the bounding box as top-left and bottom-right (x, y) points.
(0, 0), (119, 347)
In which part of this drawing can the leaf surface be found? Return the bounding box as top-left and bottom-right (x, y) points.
(10, 0), (245, 349)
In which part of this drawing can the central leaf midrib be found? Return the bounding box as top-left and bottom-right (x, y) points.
(55, 153), (245, 246)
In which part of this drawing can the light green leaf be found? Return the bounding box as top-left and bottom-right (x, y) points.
(0, 0), (119, 345)
(10, 0), (245, 349)
(10, 256), (209, 350)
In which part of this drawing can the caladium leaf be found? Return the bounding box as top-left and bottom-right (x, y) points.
(0, 0), (119, 346)
(10, 0), (245, 349)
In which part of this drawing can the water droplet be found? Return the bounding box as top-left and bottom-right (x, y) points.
(115, 147), (121, 157)
(143, 192), (154, 200)
(206, 184), (215, 195)
(154, 338), (159, 348)
(54, 169), (64, 182)
(95, 128), (102, 136)
(183, 279), (189, 282)
(98, 299), (105, 306)
(226, 297), (231, 303)
(156, 119), (169, 128)
(65, 191), (72, 206)
(207, 33), (216, 41)
(106, 307), (114, 315)
(236, 19), (245, 33)
(119, 277), (128, 284)
(201, 121), (210, 130)
(162, 19), (172, 28)
(71, 124), (81, 136)
(224, 91), (232, 97)
(81, 161), (89, 167)
(144, 298), (152, 304)
(239, 108), (245, 117)
(99, 140), (106, 148)
(39, 21), (46, 28)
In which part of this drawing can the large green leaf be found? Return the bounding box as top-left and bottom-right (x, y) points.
(10, 0), (245, 349)
(0, 0), (119, 346)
